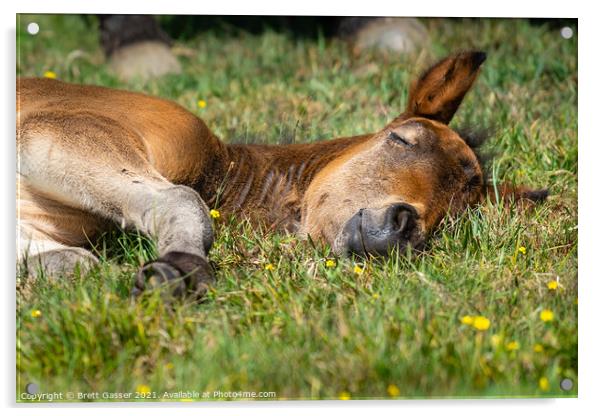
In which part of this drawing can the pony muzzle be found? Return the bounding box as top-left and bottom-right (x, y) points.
(335, 202), (424, 258)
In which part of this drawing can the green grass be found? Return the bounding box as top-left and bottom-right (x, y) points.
(16, 15), (577, 401)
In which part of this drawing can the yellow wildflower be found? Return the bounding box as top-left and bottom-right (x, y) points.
(387, 384), (400, 397)
(325, 259), (337, 268)
(539, 377), (550, 391)
(490, 334), (502, 347)
(372, 293), (380, 300)
(30, 309), (42, 318)
(165, 362), (174, 370)
(505, 340), (520, 351)
(338, 391), (351, 400)
(518, 246), (527, 255)
(472, 316), (491, 331)
(460, 315), (474, 325)
(197, 99), (207, 109)
(265, 263), (275, 271)
(209, 209), (220, 219)
(540, 309), (554, 322)
(547, 281), (558, 290)
(353, 264), (364, 274)
(43, 71), (57, 79)
(136, 384), (151, 394)
(533, 343), (544, 353)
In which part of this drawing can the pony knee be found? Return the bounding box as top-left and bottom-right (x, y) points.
(143, 185), (214, 256)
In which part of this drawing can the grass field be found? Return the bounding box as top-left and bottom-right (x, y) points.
(16, 15), (577, 401)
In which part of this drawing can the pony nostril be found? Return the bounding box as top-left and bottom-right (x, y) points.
(384, 203), (417, 235)
(396, 210), (411, 233)
(349, 203), (420, 257)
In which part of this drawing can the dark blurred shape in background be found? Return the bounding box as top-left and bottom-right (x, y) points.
(98, 15), (182, 81)
(99, 15), (433, 81)
(96, 15), (575, 82)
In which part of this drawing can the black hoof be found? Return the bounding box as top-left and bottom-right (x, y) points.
(133, 251), (214, 300)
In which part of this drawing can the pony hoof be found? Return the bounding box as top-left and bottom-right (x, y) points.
(133, 251), (214, 300)
(134, 261), (187, 298)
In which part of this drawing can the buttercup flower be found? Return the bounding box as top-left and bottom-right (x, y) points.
(43, 71), (57, 79)
(387, 384), (400, 397)
(460, 315), (475, 325)
(353, 265), (364, 274)
(136, 384), (151, 394)
(460, 315), (490, 330)
(472, 316), (491, 331)
(547, 281), (558, 290)
(209, 209), (220, 219)
(339, 391), (351, 400)
(505, 341), (520, 351)
(30, 309), (42, 318)
(490, 334), (502, 347)
(533, 343), (544, 353)
(540, 309), (554, 322)
(539, 377), (550, 391)
(325, 259), (337, 268)
(518, 246), (527, 255)
(197, 99), (207, 109)
(265, 263), (275, 271)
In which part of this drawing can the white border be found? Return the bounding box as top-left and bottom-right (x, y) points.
(2, 1), (598, 415)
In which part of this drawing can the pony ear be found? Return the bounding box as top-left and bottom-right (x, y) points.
(403, 51), (486, 125)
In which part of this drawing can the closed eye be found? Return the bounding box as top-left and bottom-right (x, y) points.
(464, 175), (482, 191)
(387, 131), (414, 147)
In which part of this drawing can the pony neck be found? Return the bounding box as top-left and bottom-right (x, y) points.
(198, 134), (371, 230)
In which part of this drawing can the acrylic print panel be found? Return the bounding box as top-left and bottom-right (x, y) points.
(16, 14), (577, 402)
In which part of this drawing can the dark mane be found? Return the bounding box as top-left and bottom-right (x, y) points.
(455, 125), (493, 173)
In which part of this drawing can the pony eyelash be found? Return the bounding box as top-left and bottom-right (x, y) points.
(387, 131), (414, 147)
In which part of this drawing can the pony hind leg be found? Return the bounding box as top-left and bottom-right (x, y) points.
(17, 178), (103, 280)
(18, 224), (99, 279)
